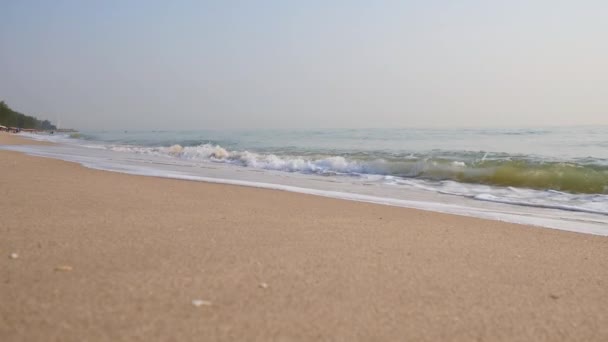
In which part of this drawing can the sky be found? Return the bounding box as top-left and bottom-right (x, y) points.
(1, 0), (606, 130)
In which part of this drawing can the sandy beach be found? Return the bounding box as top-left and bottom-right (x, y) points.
(1, 133), (607, 341)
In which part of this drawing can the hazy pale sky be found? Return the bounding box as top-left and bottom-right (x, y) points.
(1, 0), (606, 130)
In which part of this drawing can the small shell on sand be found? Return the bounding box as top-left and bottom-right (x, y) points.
(9, 253), (19, 259)
(192, 299), (212, 307)
(55, 265), (73, 272)
(259, 282), (269, 289)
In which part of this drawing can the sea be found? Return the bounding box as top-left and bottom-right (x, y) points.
(4, 126), (608, 236)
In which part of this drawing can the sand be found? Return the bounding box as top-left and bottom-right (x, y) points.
(1, 133), (607, 341)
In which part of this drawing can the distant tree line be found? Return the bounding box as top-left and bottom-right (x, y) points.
(0, 101), (56, 130)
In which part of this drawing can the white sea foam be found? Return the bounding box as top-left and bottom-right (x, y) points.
(107, 143), (370, 175)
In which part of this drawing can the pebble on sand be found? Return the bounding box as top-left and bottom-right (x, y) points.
(192, 299), (212, 307)
(55, 265), (73, 272)
(9, 253), (19, 259)
(259, 282), (269, 289)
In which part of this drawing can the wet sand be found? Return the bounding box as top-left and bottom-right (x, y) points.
(1, 133), (607, 341)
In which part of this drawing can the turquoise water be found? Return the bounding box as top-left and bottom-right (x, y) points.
(73, 127), (608, 194)
(76, 127), (608, 160)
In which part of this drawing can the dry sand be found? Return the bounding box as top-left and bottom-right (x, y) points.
(1, 133), (607, 341)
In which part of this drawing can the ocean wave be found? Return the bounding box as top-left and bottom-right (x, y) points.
(104, 143), (608, 194)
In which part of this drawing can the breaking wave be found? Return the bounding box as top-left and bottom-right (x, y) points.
(107, 143), (608, 194)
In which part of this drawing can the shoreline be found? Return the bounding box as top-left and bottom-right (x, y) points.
(1, 132), (608, 341)
(5, 132), (608, 236)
